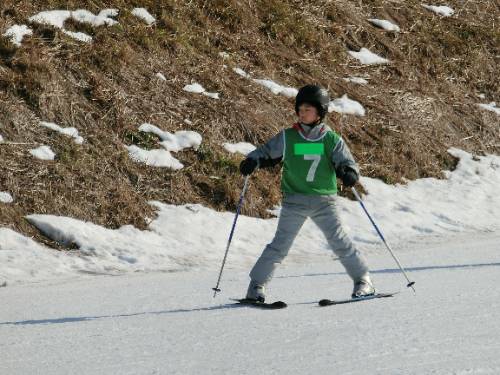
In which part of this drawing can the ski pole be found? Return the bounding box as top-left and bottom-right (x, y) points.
(351, 187), (416, 293)
(212, 176), (250, 297)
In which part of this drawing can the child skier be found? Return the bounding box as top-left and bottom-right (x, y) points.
(240, 84), (375, 302)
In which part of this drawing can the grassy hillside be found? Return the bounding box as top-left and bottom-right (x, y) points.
(0, 0), (498, 247)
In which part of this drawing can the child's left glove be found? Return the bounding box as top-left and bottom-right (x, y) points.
(336, 165), (359, 187)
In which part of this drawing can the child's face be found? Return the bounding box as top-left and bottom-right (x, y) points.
(298, 103), (321, 125)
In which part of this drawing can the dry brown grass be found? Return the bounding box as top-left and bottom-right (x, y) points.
(0, 0), (498, 246)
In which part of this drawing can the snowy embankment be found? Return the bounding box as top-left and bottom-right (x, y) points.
(1, 148), (499, 286)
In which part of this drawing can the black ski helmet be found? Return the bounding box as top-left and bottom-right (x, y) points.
(295, 85), (330, 120)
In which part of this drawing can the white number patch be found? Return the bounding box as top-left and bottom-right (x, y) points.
(304, 155), (321, 182)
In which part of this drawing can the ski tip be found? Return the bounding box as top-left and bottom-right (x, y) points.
(233, 298), (287, 309)
(271, 301), (287, 309)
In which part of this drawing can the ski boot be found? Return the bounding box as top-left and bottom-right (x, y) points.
(246, 280), (266, 303)
(352, 276), (375, 298)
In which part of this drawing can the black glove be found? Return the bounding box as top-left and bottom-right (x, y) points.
(258, 157), (282, 169)
(239, 158), (258, 176)
(336, 165), (359, 187)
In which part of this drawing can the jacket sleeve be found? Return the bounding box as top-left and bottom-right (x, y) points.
(331, 137), (359, 176)
(246, 130), (284, 168)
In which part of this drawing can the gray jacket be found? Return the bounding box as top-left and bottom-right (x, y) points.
(247, 122), (359, 176)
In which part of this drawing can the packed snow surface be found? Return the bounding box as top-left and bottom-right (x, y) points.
(0, 192), (13, 204)
(328, 94), (366, 116)
(40, 121), (84, 144)
(367, 19), (400, 32)
(3, 25), (32, 47)
(222, 142), (256, 156)
(29, 145), (56, 160)
(422, 4), (455, 17)
(131, 8), (156, 25)
(348, 48), (390, 65)
(0, 233), (499, 375)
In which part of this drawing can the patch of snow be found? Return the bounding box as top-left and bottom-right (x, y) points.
(125, 145), (183, 169)
(138, 123), (202, 152)
(62, 30), (93, 43)
(0, 192), (13, 204)
(29, 146), (56, 160)
(30, 145), (56, 160)
(348, 48), (389, 65)
(29, 10), (70, 29)
(222, 142), (256, 156)
(422, 4), (455, 17)
(183, 83), (205, 94)
(203, 92), (220, 99)
(0, 227), (92, 283)
(28, 9), (118, 43)
(156, 73), (167, 81)
(40, 121), (84, 144)
(3, 25), (33, 47)
(184, 119), (193, 125)
(343, 77), (369, 85)
(253, 79), (298, 98)
(71, 9), (119, 27)
(477, 102), (500, 115)
(328, 94), (366, 116)
(97, 9), (119, 19)
(233, 68), (297, 98)
(233, 67), (250, 78)
(477, 93), (486, 99)
(131, 8), (156, 25)
(0, 134), (4, 143)
(219, 52), (230, 59)
(367, 19), (400, 32)
(183, 83), (219, 99)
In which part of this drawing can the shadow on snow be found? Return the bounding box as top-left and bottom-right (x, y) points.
(0, 303), (244, 326)
(276, 261), (500, 279)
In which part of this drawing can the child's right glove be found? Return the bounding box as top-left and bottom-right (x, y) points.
(336, 165), (359, 187)
(239, 157), (258, 175)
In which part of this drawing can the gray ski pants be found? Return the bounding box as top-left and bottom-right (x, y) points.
(250, 194), (370, 286)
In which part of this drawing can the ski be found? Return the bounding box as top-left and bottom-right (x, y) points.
(232, 298), (287, 309)
(318, 292), (398, 306)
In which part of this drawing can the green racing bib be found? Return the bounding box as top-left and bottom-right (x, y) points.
(281, 127), (340, 195)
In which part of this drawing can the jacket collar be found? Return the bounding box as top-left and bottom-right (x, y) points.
(292, 122), (327, 141)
